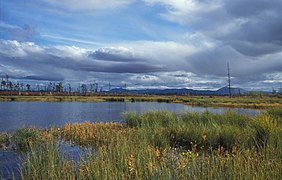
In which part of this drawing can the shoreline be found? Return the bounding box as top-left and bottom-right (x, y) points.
(0, 95), (281, 109)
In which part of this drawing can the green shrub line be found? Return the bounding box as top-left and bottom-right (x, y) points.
(0, 108), (281, 179)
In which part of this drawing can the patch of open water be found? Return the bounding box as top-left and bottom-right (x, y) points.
(0, 102), (261, 179)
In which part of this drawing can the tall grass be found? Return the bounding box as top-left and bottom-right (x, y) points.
(20, 141), (77, 179)
(124, 110), (276, 149)
(2, 109), (281, 179)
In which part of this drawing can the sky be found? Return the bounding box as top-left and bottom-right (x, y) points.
(0, 0), (281, 91)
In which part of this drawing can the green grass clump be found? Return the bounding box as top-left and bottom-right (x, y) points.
(124, 110), (178, 128)
(125, 111), (274, 150)
(20, 141), (77, 179)
(265, 107), (282, 124)
(0, 132), (11, 149)
(11, 128), (42, 150)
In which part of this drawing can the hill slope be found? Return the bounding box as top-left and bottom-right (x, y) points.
(109, 87), (247, 95)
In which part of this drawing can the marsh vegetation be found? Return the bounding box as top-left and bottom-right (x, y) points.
(0, 94), (281, 109)
(0, 107), (281, 179)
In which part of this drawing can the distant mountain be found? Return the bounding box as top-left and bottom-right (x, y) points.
(216, 87), (247, 95)
(109, 87), (247, 95)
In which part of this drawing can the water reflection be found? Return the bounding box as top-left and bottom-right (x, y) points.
(0, 102), (261, 131)
(0, 102), (262, 179)
(0, 150), (21, 179)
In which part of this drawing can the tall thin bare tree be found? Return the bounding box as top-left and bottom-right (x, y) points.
(227, 62), (231, 98)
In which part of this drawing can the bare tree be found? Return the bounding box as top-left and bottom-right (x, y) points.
(26, 84), (31, 92)
(1, 77), (6, 91)
(5, 75), (9, 91)
(15, 82), (20, 92)
(81, 84), (87, 94)
(68, 83), (72, 94)
(8, 81), (13, 91)
(227, 62), (231, 98)
(95, 82), (98, 92)
(56, 82), (63, 92)
(90, 83), (94, 93)
(20, 83), (24, 91)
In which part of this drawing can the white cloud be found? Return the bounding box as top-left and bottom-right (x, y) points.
(47, 45), (88, 59)
(144, 0), (221, 12)
(144, 0), (223, 25)
(41, 33), (106, 48)
(0, 21), (20, 29)
(0, 40), (43, 57)
(0, 39), (280, 91)
(129, 74), (159, 83)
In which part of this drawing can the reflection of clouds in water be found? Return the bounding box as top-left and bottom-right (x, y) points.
(0, 102), (261, 131)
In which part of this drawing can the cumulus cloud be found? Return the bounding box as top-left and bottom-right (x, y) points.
(0, 39), (280, 90)
(89, 47), (139, 62)
(0, 1), (281, 91)
(0, 40), (164, 75)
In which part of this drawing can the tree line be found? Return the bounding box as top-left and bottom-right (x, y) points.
(1, 75), (103, 94)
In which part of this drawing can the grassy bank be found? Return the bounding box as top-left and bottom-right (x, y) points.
(0, 107), (281, 179)
(0, 94), (281, 108)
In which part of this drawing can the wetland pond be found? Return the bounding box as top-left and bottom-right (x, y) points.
(0, 101), (261, 179)
(0, 101), (261, 132)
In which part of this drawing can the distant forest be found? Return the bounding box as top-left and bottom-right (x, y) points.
(1, 75), (281, 96)
(1, 75), (103, 94)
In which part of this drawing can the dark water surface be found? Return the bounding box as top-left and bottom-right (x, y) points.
(0, 102), (261, 132)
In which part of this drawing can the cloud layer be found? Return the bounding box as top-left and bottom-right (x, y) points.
(43, 0), (133, 11)
(0, 39), (280, 90)
(0, 0), (281, 91)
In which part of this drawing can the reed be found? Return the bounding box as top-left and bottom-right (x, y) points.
(0, 131), (10, 149)
(20, 141), (77, 179)
(2, 109), (280, 179)
(11, 128), (42, 150)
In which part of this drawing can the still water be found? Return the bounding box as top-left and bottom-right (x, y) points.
(0, 102), (262, 178)
(0, 102), (261, 131)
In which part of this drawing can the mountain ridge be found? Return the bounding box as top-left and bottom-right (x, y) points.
(109, 87), (247, 95)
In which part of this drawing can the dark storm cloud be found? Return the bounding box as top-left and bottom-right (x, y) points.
(0, 1), (280, 91)
(227, 41), (280, 57)
(21, 75), (64, 81)
(42, 53), (164, 74)
(185, 46), (281, 78)
(0, 38), (280, 91)
(0, 40), (166, 84)
(221, 12), (281, 56)
(218, 0), (281, 56)
(145, 0), (282, 90)
(155, 0), (281, 57)
(75, 62), (165, 73)
(224, 0), (281, 18)
(89, 48), (143, 62)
